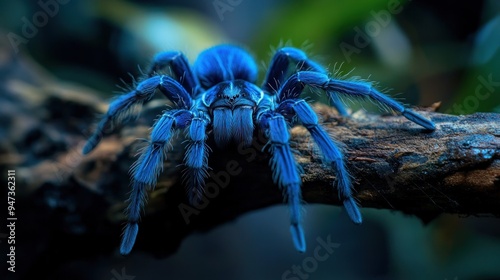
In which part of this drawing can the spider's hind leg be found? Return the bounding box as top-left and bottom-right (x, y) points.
(263, 47), (348, 116)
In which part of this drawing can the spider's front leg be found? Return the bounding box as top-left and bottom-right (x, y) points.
(82, 75), (193, 154)
(279, 99), (362, 223)
(257, 108), (306, 252)
(279, 71), (436, 130)
(121, 109), (193, 255)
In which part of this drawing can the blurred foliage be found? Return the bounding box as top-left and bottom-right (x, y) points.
(2, 0), (498, 113)
(252, 0), (407, 56)
(249, 0), (500, 114)
(95, 0), (226, 61)
(1, 0), (499, 279)
(455, 8), (500, 114)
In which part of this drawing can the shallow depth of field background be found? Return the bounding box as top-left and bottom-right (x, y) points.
(1, 0), (500, 279)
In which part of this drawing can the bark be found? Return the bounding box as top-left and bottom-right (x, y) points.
(2, 50), (499, 260)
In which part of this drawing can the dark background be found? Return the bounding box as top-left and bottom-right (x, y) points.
(0, 0), (499, 279)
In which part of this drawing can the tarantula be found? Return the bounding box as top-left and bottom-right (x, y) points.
(82, 44), (436, 255)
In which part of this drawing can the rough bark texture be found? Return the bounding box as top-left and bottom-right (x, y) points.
(1, 50), (499, 264)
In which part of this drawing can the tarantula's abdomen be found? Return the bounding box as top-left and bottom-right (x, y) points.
(194, 45), (258, 89)
(212, 106), (253, 148)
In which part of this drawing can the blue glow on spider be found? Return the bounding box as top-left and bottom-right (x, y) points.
(82, 44), (436, 255)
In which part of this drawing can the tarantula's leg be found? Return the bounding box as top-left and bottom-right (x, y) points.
(259, 112), (306, 252)
(263, 47), (347, 115)
(282, 99), (362, 223)
(279, 71), (436, 130)
(83, 75), (193, 154)
(328, 93), (348, 116)
(148, 51), (199, 96)
(121, 109), (193, 255)
(183, 114), (211, 204)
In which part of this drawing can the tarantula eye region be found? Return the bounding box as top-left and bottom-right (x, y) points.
(202, 80), (263, 108)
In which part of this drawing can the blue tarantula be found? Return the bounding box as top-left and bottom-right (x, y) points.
(82, 45), (436, 255)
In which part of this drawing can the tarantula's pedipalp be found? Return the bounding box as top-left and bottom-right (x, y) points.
(264, 47), (348, 116)
(183, 115), (211, 204)
(82, 75), (193, 154)
(279, 71), (436, 130)
(83, 44), (437, 255)
(258, 111), (305, 252)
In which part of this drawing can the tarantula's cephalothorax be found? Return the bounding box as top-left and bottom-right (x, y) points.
(82, 45), (436, 255)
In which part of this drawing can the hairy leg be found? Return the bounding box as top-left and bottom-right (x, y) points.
(182, 114), (211, 204)
(148, 51), (199, 96)
(263, 47), (347, 115)
(287, 99), (362, 223)
(259, 112), (306, 252)
(83, 75), (193, 154)
(121, 109), (192, 255)
(278, 71), (436, 130)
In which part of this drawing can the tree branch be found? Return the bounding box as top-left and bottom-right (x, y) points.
(3, 53), (499, 259)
